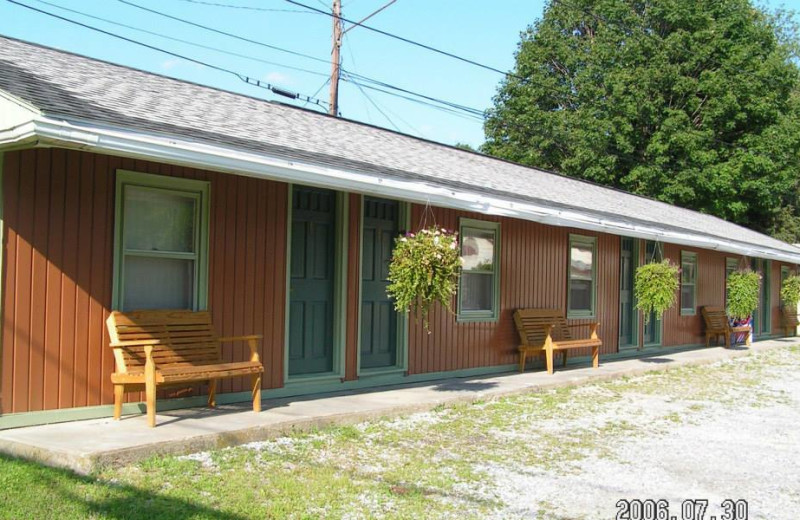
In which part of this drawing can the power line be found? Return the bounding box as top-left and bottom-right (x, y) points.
(117, 0), (331, 66)
(31, 0), (330, 78)
(344, 70), (485, 117)
(341, 74), (484, 122)
(351, 79), (401, 132)
(116, 0), (487, 120)
(5, 0), (330, 109)
(171, 0), (317, 13)
(283, 0), (523, 80)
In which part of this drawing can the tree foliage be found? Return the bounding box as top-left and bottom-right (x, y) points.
(484, 0), (800, 239)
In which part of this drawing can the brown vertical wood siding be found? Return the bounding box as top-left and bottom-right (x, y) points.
(2, 149), (797, 415)
(660, 244), (726, 347)
(406, 205), (620, 375)
(1, 149), (287, 414)
(344, 193), (362, 381)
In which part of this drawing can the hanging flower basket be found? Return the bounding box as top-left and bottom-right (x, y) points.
(780, 274), (800, 309)
(634, 260), (680, 323)
(727, 269), (761, 320)
(387, 227), (461, 329)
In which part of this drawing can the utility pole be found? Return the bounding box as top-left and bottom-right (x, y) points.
(329, 0), (343, 116)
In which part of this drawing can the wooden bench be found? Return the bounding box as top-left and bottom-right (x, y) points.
(781, 305), (798, 336)
(701, 306), (751, 348)
(513, 308), (601, 374)
(107, 310), (264, 427)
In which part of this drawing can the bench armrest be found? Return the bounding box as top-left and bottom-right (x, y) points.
(217, 335), (263, 343)
(110, 339), (163, 348)
(217, 335), (262, 363)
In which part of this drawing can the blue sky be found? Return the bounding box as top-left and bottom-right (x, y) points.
(0, 0), (796, 147)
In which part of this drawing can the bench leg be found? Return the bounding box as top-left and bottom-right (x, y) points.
(113, 385), (124, 420)
(705, 333), (710, 348)
(519, 351), (527, 373)
(208, 379), (217, 408)
(145, 366), (157, 429)
(745, 331), (751, 346)
(592, 346), (599, 369)
(252, 373), (262, 413)
(545, 347), (554, 375)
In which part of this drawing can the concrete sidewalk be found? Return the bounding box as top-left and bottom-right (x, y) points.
(1, 338), (797, 474)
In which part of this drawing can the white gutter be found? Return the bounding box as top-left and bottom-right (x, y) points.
(5, 115), (800, 264)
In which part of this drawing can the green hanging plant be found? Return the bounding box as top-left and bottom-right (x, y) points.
(634, 260), (680, 324)
(727, 269), (761, 320)
(780, 274), (800, 308)
(387, 227), (461, 329)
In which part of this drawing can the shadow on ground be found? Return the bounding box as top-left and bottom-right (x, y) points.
(0, 454), (246, 520)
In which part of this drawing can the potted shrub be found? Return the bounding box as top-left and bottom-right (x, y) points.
(387, 227), (461, 329)
(634, 259), (680, 323)
(726, 269), (761, 322)
(780, 274), (800, 309)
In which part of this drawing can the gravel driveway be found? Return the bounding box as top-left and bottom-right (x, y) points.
(481, 346), (800, 519)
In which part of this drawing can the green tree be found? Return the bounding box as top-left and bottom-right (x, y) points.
(483, 0), (800, 239)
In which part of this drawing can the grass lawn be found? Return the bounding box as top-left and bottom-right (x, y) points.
(1, 345), (798, 519)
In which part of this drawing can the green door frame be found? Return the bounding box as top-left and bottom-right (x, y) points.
(283, 184), (349, 384)
(619, 237), (637, 350)
(357, 196), (409, 377)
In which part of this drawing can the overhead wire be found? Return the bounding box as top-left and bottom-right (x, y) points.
(282, 0), (523, 80)
(116, 0), (487, 121)
(5, 0), (331, 109)
(30, 0), (330, 78)
(117, 0), (331, 66)
(171, 0), (317, 14)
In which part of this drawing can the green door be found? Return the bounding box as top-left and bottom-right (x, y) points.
(360, 197), (399, 369)
(618, 237), (635, 349)
(642, 240), (662, 346)
(289, 186), (336, 376)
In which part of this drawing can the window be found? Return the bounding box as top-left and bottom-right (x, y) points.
(781, 265), (791, 284)
(680, 251), (698, 315)
(458, 219), (500, 321)
(113, 170), (209, 311)
(568, 235), (596, 318)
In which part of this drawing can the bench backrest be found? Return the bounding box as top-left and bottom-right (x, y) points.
(513, 308), (572, 347)
(701, 306), (730, 332)
(107, 310), (221, 373)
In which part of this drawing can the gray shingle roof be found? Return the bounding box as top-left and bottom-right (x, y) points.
(1, 35), (798, 257)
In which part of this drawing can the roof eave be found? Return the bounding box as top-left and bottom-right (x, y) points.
(7, 114), (800, 264)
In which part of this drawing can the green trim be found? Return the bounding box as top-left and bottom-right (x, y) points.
(0, 152), (4, 413)
(283, 186), (348, 383)
(111, 170), (210, 311)
(762, 258), (771, 334)
(567, 234), (597, 319)
(680, 251), (698, 316)
(333, 192), (349, 378)
(457, 218), (501, 322)
(620, 237), (638, 350)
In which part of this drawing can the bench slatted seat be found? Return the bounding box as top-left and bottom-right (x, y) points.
(781, 306), (798, 336)
(701, 306), (751, 348)
(107, 310), (264, 427)
(513, 308), (601, 374)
